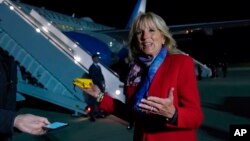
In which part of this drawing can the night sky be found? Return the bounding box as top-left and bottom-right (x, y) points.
(19, 0), (250, 29)
(18, 0), (250, 64)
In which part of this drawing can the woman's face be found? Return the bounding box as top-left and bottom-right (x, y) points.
(136, 21), (165, 57)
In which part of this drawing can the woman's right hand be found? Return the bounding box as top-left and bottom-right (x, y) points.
(81, 84), (101, 98)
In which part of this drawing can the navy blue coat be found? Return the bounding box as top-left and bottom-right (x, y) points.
(88, 64), (105, 92)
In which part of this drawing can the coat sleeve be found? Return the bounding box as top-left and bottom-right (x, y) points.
(173, 56), (203, 129)
(99, 93), (131, 122)
(0, 109), (17, 134)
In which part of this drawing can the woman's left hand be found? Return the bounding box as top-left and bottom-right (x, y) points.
(138, 87), (176, 119)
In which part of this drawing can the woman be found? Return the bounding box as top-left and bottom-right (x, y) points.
(81, 12), (203, 141)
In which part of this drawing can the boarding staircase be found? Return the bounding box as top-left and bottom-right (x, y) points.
(0, 0), (124, 115)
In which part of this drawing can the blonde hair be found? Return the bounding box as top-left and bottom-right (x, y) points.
(128, 12), (177, 60)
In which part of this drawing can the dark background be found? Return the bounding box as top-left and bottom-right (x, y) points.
(19, 0), (250, 29)
(18, 0), (250, 66)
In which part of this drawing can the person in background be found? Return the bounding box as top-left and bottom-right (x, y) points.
(0, 48), (50, 141)
(89, 54), (105, 93)
(197, 64), (202, 80)
(87, 54), (106, 121)
(221, 62), (228, 78)
(79, 12), (203, 141)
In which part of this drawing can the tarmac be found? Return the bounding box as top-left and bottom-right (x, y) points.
(13, 67), (250, 141)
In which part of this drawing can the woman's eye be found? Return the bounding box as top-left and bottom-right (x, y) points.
(149, 29), (155, 32)
(135, 31), (142, 35)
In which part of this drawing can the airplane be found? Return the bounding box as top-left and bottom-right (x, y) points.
(12, 0), (250, 70)
(0, 0), (250, 115)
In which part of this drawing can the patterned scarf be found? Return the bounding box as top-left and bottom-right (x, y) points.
(133, 47), (167, 113)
